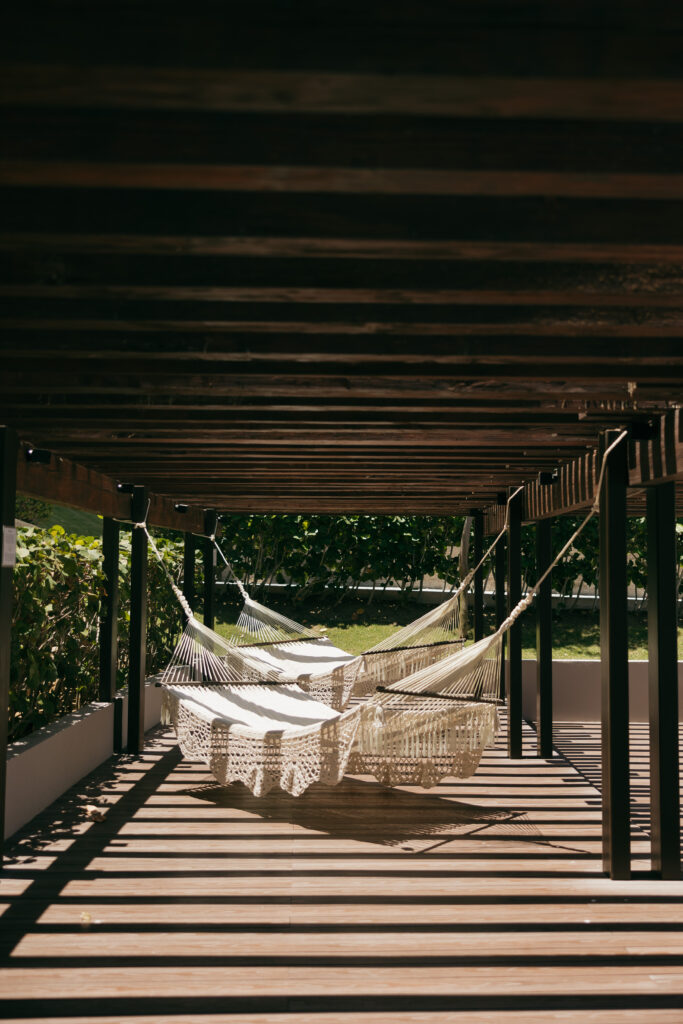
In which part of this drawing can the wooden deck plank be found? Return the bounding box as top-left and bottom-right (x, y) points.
(3, 964), (683, 998)
(5, 1015), (683, 1024)
(12, 927), (683, 959)
(1, 720), (682, 1021)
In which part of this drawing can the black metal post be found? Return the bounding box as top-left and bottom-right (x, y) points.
(183, 532), (195, 620)
(647, 482), (680, 879)
(473, 512), (484, 642)
(495, 532), (507, 701)
(203, 508), (217, 630)
(507, 488), (523, 758)
(0, 426), (18, 864)
(535, 518), (553, 758)
(127, 485), (148, 755)
(599, 431), (630, 879)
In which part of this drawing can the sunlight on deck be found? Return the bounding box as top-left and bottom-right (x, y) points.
(1, 718), (682, 1022)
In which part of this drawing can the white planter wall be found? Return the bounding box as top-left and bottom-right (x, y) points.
(5, 681), (163, 840)
(522, 660), (683, 724)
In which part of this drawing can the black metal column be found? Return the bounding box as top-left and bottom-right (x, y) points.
(495, 532), (507, 702)
(507, 488), (523, 758)
(473, 511), (484, 642)
(0, 426), (18, 864)
(647, 482), (680, 879)
(599, 431), (630, 879)
(99, 517), (122, 751)
(203, 509), (217, 630)
(127, 486), (148, 755)
(182, 532), (195, 620)
(535, 518), (553, 758)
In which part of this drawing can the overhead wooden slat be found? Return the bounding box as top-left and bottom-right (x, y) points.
(4, 66), (683, 121)
(2, 110), (682, 173)
(1, 1), (682, 516)
(3, 189), (683, 245)
(5, 1), (683, 75)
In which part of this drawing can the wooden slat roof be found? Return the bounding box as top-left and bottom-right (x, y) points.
(2, 1), (683, 514)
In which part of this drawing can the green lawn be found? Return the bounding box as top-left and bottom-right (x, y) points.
(34, 503), (103, 537)
(214, 594), (683, 660)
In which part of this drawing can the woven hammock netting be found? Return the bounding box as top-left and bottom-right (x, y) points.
(208, 555), (469, 709)
(159, 622), (503, 795)
(156, 551), (503, 791)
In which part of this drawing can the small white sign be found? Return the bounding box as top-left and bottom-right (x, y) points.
(2, 526), (17, 568)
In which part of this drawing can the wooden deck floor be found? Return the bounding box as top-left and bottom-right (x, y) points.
(1, 717), (682, 1023)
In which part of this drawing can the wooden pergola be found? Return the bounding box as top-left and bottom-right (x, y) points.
(0, 0), (682, 901)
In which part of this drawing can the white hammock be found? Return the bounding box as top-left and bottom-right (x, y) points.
(160, 630), (502, 796)
(148, 430), (626, 798)
(161, 682), (361, 798)
(146, 506), (511, 795)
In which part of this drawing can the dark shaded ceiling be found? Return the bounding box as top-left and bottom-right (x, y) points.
(1, 1), (683, 513)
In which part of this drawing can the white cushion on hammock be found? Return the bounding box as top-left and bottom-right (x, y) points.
(237, 637), (356, 682)
(164, 681), (342, 738)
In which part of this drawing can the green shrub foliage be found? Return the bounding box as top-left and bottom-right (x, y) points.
(15, 495), (51, 525)
(10, 526), (186, 742)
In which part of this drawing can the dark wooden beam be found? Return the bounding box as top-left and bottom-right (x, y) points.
(535, 518), (553, 759)
(4, 66), (683, 122)
(15, 442), (206, 532)
(600, 430), (630, 880)
(646, 482), (681, 880)
(4, 187), (683, 247)
(0, 426), (18, 865)
(5, 233), (683, 264)
(127, 486), (148, 756)
(8, 161), (683, 201)
(6, 243), (683, 300)
(482, 409), (683, 530)
(629, 408), (683, 488)
(4, 3), (683, 77)
(522, 450), (598, 522)
(507, 487), (523, 760)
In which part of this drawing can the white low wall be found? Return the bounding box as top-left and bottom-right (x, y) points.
(5, 680), (163, 840)
(522, 660), (683, 724)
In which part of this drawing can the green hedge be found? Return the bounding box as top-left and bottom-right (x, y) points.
(218, 513), (681, 605)
(10, 526), (188, 742)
